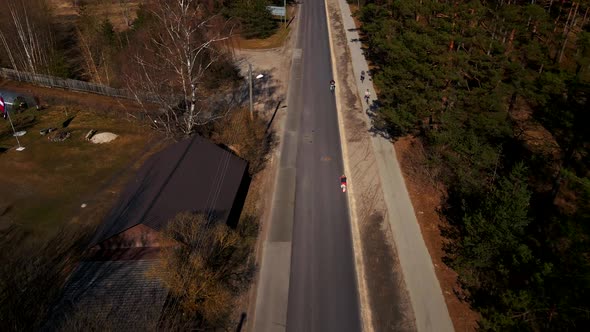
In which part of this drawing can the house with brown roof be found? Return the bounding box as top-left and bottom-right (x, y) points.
(90, 134), (249, 251)
(46, 135), (249, 329)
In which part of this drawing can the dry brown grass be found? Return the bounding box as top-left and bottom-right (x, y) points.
(49, 0), (140, 31)
(0, 222), (97, 331)
(147, 212), (255, 329)
(0, 105), (157, 236)
(231, 26), (291, 50)
(211, 108), (272, 175)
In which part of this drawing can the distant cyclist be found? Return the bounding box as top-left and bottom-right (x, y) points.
(364, 89), (371, 103)
(360, 70), (365, 83)
(330, 80), (336, 91)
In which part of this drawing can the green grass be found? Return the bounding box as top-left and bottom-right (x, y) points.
(0, 107), (157, 237)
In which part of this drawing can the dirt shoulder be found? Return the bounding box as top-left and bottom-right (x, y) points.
(231, 21), (296, 332)
(326, 0), (416, 330)
(232, 46), (291, 122)
(395, 137), (479, 331)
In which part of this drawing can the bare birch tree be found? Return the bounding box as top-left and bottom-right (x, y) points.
(75, 7), (118, 85)
(0, 0), (55, 74)
(127, 0), (235, 138)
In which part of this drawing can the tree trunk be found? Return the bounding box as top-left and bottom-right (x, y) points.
(550, 144), (577, 203)
(508, 91), (518, 113)
(558, 2), (579, 64)
(506, 28), (516, 54)
(562, 3), (574, 35)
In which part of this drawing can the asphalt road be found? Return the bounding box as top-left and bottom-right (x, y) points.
(285, 0), (362, 330)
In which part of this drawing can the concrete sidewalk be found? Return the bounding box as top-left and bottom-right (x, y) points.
(333, 1), (454, 331)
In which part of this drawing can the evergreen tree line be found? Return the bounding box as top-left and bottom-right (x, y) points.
(358, 0), (590, 330)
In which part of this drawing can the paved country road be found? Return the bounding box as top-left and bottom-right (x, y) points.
(285, 0), (361, 330)
(252, 0), (362, 331)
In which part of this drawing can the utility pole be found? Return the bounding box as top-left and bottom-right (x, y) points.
(249, 63), (254, 120)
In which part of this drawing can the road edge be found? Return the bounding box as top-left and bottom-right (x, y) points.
(248, 10), (302, 332)
(334, 1), (455, 331)
(324, 1), (374, 331)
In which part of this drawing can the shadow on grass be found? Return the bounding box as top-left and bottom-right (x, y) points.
(0, 203), (12, 216)
(62, 115), (76, 128)
(0, 113), (38, 140)
(233, 26), (290, 50)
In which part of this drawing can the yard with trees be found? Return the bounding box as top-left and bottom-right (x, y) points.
(0, 0), (277, 330)
(357, 0), (590, 329)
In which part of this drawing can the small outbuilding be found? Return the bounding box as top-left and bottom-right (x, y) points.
(46, 135), (250, 329)
(90, 135), (249, 251)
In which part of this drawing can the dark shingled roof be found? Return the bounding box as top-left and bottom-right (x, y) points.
(90, 135), (247, 247)
(46, 259), (168, 330)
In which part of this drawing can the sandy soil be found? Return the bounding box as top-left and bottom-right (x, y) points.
(232, 45), (292, 123)
(394, 137), (480, 332)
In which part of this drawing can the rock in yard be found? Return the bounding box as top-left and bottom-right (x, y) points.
(91, 132), (118, 144)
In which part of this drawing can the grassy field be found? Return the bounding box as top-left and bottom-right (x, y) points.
(232, 26), (291, 50)
(0, 106), (159, 237)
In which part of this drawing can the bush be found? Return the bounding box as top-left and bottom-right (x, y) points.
(147, 212), (255, 329)
(211, 108), (272, 175)
(203, 56), (242, 90)
(229, 0), (278, 39)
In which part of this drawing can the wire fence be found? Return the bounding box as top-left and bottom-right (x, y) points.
(0, 67), (134, 99)
(0, 67), (254, 110)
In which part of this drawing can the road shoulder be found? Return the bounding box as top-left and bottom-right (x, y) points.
(326, 0), (417, 331)
(248, 11), (302, 332)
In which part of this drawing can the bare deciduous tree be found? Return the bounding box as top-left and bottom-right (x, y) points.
(76, 26), (103, 84)
(0, 0), (55, 74)
(75, 7), (118, 85)
(147, 212), (254, 329)
(127, 0), (236, 138)
(118, 0), (135, 28)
